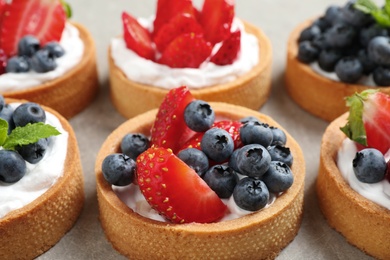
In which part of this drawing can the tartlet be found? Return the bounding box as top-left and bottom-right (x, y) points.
(317, 113), (390, 260)
(285, 19), (390, 122)
(95, 102), (305, 259)
(108, 21), (272, 119)
(2, 22), (99, 119)
(0, 99), (84, 260)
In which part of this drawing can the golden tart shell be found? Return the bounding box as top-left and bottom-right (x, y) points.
(317, 113), (390, 259)
(285, 19), (390, 122)
(95, 102), (305, 260)
(0, 99), (84, 260)
(2, 22), (99, 119)
(108, 21), (272, 119)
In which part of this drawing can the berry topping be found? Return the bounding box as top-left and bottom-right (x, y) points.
(367, 36), (390, 66)
(0, 150), (26, 183)
(17, 35), (40, 57)
(6, 56), (30, 73)
(120, 133), (150, 160)
(298, 25), (322, 43)
(30, 49), (57, 73)
(236, 144), (271, 178)
(262, 161), (294, 193)
(210, 30), (241, 66)
(270, 126), (287, 146)
(233, 177), (269, 211)
(297, 41), (320, 64)
(373, 66), (390, 86)
(177, 148), (209, 177)
(102, 153), (136, 186)
(203, 165), (239, 198)
(240, 121), (273, 148)
(16, 138), (48, 164)
(136, 146), (227, 223)
(13, 102), (46, 127)
(334, 57), (363, 83)
(353, 148), (387, 183)
(43, 41), (65, 58)
(0, 104), (15, 134)
(201, 128), (234, 163)
(267, 145), (293, 167)
(184, 100), (215, 132)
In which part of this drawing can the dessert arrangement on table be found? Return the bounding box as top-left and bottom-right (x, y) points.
(1, 0), (390, 259)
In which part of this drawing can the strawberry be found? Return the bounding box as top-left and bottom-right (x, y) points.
(0, 0), (66, 57)
(158, 33), (212, 68)
(150, 86), (196, 153)
(210, 30), (241, 65)
(122, 11), (154, 61)
(136, 146), (227, 223)
(200, 0), (234, 45)
(153, 13), (203, 53)
(152, 0), (196, 36)
(341, 90), (390, 154)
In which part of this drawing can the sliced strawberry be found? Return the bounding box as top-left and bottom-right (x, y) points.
(153, 12), (203, 53)
(158, 33), (212, 68)
(200, 0), (234, 45)
(210, 30), (241, 65)
(136, 146), (227, 223)
(341, 90), (390, 154)
(0, 0), (66, 57)
(153, 0), (196, 36)
(150, 86), (196, 152)
(122, 11), (154, 60)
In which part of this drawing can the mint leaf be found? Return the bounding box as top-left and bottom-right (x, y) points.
(61, 0), (72, 18)
(2, 122), (61, 150)
(0, 118), (8, 146)
(372, 10), (390, 26)
(355, 0), (390, 27)
(355, 0), (379, 13)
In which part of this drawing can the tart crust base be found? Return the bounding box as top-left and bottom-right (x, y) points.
(317, 113), (390, 260)
(95, 102), (305, 260)
(2, 22), (99, 119)
(0, 100), (84, 260)
(285, 19), (390, 122)
(108, 21), (272, 119)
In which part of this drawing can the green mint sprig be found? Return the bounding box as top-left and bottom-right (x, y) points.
(355, 0), (390, 27)
(61, 0), (72, 19)
(0, 118), (61, 150)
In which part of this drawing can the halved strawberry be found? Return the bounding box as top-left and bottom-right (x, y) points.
(341, 90), (390, 154)
(136, 146), (227, 223)
(200, 0), (234, 45)
(153, 12), (203, 53)
(210, 30), (241, 65)
(0, 0), (66, 57)
(158, 33), (212, 68)
(152, 0), (196, 36)
(122, 11), (154, 60)
(150, 86), (196, 153)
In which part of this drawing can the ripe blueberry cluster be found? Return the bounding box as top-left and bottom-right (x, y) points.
(352, 148), (388, 183)
(297, 1), (390, 86)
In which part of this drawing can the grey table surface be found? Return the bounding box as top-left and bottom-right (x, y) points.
(37, 0), (376, 259)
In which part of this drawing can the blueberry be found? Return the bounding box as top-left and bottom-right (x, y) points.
(203, 165), (239, 198)
(298, 25), (322, 42)
(297, 41), (320, 63)
(318, 49), (343, 72)
(201, 128), (234, 162)
(270, 126), (287, 146)
(360, 24), (388, 47)
(262, 161), (294, 193)
(340, 0), (373, 27)
(324, 5), (343, 25)
(0, 104), (15, 134)
(352, 148), (386, 183)
(237, 144), (271, 178)
(184, 100), (215, 132)
(16, 138), (48, 164)
(228, 148), (241, 172)
(312, 17), (331, 32)
(121, 133), (149, 160)
(43, 42), (65, 58)
(240, 122), (273, 147)
(6, 56), (30, 73)
(373, 66), (390, 86)
(325, 24), (357, 48)
(13, 102), (46, 127)
(239, 116), (261, 124)
(177, 148), (209, 177)
(357, 49), (377, 75)
(30, 49), (57, 73)
(101, 153), (136, 186)
(368, 36), (390, 66)
(233, 177), (269, 211)
(335, 57), (363, 83)
(0, 150), (26, 183)
(312, 34), (330, 51)
(0, 95), (4, 112)
(267, 145), (293, 167)
(18, 35), (40, 57)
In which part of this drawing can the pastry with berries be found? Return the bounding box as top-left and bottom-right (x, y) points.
(285, 0), (390, 121)
(95, 86), (305, 259)
(0, 97), (84, 259)
(109, 0), (272, 118)
(0, 0), (98, 119)
(317, 89), (390, 259)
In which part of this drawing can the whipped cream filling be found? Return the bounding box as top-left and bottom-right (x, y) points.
(0, 22), (84, 92)
(0, 104), (69, 218)
(110, 17), (259, 89)
(337, 138), (390, 210)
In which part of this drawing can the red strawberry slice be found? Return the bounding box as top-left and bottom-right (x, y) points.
(158, 33), (212, 68)
(153, 12), (203, 53)
(210, 30), (241, 65)
(341, 90), (390, 154)
(122, 11), (154, 61)
(153, 0), (196, 36)
(136, 146), (227, 223)
(200, 0), (234, 45)
(150, 86), (196, 153)
(0, 0), (66, 57)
